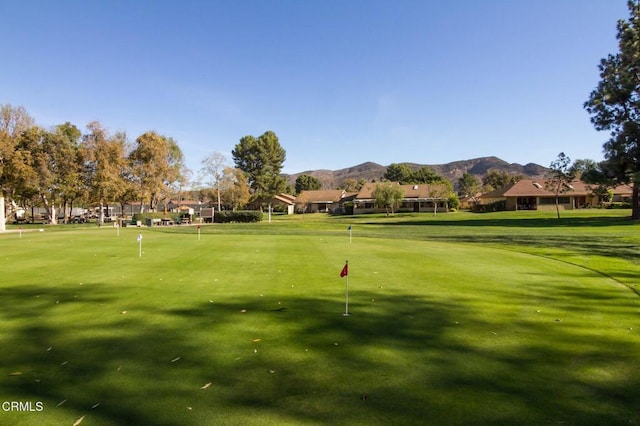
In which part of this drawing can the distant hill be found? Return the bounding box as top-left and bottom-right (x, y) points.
(284, 157), (548, 190)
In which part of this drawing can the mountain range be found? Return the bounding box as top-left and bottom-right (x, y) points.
(284, 156), (549, 190)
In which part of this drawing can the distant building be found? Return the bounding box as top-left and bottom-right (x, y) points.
(478, 179), (632, 211)
(352, 182), (450, 214)
(296, 190), (349, 213)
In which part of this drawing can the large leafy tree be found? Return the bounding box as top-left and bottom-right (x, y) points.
(383, 164), (446, 185)
(220, 167), (251, 210)
(232, 130), (286, 220)
(372, 182), (404, 215)
(0, 104), (35, 198)
(584, 0), (640, 219)
(129, 131), (184, 212)
(458, 172), (481, 200)
(412, 166), (446, 184)
(338, 178), (366, 192)
(295, 174), (321, 194)
(384, 163), (413, 183)
(8, 126), (41, 217)
(482, 170), (523, 191)
(81, 122), (126, 224)
(15, 127), (59, 223)
(52, 122), (84, 223)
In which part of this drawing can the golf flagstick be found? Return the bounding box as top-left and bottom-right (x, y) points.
(137, 232), (143, 258)
(340, 261), (349, 316)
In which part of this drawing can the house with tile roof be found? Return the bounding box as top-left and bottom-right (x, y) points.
(271, 193), (296, 214)
(352, 182), (451, 214)
(246, 193), (297, 214)
(478, 179), (632, 211)
(296, 190), (350, 213)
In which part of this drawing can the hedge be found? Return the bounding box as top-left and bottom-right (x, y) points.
(214, 211), (263, 223)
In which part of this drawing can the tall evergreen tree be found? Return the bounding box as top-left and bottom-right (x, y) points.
(585, 0), (640, 219)
(232, 130), (286, 221)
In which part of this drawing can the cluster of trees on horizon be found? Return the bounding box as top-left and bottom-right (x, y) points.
(3, 1), (640, 220)
(0, 105), (292, 223)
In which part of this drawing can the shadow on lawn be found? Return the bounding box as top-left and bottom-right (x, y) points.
(359, 215), (639, 229)
(1, 285), (639, 425)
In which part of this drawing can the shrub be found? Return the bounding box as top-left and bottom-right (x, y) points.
(605, 202), (631, 209)
(472, 200), (506, 213)
(214, 211), (262, 223)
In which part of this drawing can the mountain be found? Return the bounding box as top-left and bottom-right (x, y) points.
(284, 157), (548, 190)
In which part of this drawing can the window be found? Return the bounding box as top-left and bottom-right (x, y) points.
(539, 197), (570, 205)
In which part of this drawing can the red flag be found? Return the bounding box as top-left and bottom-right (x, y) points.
(340, 263), (348, 277)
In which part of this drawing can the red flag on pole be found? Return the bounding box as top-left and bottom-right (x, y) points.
(340, 262), (348, 277)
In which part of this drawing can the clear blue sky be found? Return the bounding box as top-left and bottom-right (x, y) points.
(0, 0), (630, 175)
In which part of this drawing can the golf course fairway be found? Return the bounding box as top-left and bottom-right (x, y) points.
(1, 221), (639, 425)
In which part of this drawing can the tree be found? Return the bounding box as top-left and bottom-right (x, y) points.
(412, 166), (445, 184)
(81, 122), (126, 224)
(7, 126), (41, 217)
(13, 126), (62, 223)
(428, 181), (455, 215)
(199, 151), (228, 212)
(570, 159), (599, 180)
(52, 122), (84, 223)
(220, 167), (250, 210)
(129, 131), (184, 212)
(372, 182), (404, 215)
(458, 172), (481, 203)
(546, 152), (577, 219)
(584, 0), (640, 219)
(232, 130), (286, 222)
(482, 170), (523, 191)
(339, 178), (366, 192)
(295, 174), (321, 193)
(573, 158), (618, 206)
(384, 163), (413, 183)
(0, 104), (35, 198)
(0, 104), (35, 139)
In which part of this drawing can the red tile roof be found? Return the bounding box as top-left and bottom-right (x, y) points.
(356, 182), (450, 200)
(296, 190), (346, 203)
(480, 180), (632, 198)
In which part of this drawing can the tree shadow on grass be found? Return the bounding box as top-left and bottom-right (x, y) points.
(2, 285), (639, 425)
(358, 215), (639, 229)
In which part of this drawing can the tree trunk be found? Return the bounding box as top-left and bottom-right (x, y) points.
(0, 197), (5, 232)
(42, 195), (57, 224)
(555, 197), (561, 219)
(99, 201), (105, 226)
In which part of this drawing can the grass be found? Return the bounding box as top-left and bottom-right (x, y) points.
(1, 210), (640, 425)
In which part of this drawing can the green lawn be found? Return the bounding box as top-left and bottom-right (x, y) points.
(1, 210), (639, 425)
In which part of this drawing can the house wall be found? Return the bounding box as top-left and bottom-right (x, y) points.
(353, 201), (448, 215)
(537, 196), (574, 211)
(304, 202), (335, 213)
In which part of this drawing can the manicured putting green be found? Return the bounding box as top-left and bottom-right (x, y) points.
(1, 226), (638, 425)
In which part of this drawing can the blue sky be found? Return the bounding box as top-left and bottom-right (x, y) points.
(0, 0), (630, 175)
